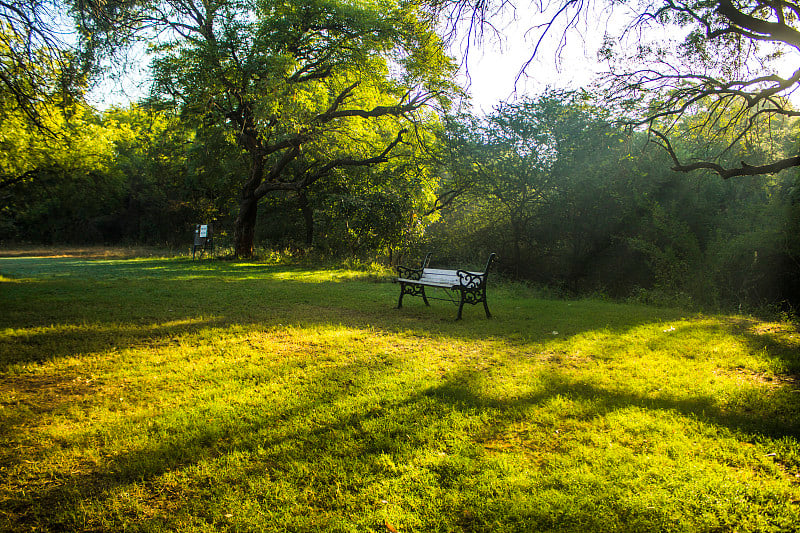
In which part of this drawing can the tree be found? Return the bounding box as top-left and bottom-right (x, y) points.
(105, 104), (235, 244)
(433, 92), (636, 281)
(147, 0), (455, 257)
(0, 0), (142, 129)
(0, 98), (126, 241)
(430, 0), (800, 180)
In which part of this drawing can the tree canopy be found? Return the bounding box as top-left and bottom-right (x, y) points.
(432, 0), (800, 179)
(0, 0), (141, 127)
(145, 0), (456, 257)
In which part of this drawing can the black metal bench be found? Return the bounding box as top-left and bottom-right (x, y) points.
(396, 253), (497, 319)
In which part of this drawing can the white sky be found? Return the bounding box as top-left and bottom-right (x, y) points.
(87, 3), (800, 113)
(458, 31), (604, 113)
(451, 2), (610, 113)
(89, 3), (607, 112)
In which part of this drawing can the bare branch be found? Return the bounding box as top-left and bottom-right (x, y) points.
(652, 129), (800, 178)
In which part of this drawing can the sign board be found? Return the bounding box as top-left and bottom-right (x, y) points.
(192, 223), (214, 259)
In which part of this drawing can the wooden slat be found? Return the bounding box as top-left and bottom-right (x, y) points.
(398, 266), (487, 289)
(397, 277), (456, 288)
(421, 276), (458, 284)
(421, 274), (458, 282)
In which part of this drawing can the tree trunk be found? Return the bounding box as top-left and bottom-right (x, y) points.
(511, 219), (522, 279)
(234, 192), (259, 258)
(234, 148), (266, 258)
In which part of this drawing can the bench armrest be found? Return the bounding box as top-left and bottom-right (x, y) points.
(397, 253), (432, 281)
(456, 270), (486, 289)
(455, 254), (495, 288)
(397, 265), (423, 280)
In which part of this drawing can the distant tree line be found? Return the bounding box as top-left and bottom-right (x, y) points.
(426, 92), (800, 310)
(2, 89), (798, 310)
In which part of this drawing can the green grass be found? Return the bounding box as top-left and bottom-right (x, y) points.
(1, 252), (799, 532)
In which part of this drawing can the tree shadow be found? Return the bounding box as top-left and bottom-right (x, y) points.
(718, 316), (800, 377)
(3, 257), (800, 530)
(1, 259), (677, 370)
(4, 339), (800, 531)
(424, 365), (800, 440)
(10, 354), (799, 531)
(1, 355), (405, 530)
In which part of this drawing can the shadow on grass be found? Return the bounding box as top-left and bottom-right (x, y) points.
(7, 353), (799, 531)
(426, 366), (800, 440)
(723, 317), (800, 377)
(0, 275), (657, 369)
(3, 257), (800, 530)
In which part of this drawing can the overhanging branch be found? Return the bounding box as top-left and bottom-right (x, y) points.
(651, 129), (800, 178)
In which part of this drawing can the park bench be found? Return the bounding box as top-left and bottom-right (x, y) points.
(396, 253), (497, 320)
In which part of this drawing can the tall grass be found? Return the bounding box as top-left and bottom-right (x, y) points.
(1, 254), (799, 532)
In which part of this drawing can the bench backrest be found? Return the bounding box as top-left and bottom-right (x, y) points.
(420, 253), (496, 288)
(419, 268), (461, 285)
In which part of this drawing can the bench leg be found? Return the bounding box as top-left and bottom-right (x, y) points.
(455, 289), (491, 320)
(398, 283), (429, 309)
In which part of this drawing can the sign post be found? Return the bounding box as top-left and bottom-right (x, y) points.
(192, 223), (214, 259)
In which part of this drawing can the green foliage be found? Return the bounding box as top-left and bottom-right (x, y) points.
(3, 2), (799, 309)
(429, 93), (800, 309)
(0, 100), (227, 245)
(0, 1), (144, 128)
(310, 147), (441, 256)
(105, 105), (241, 244)
(0, 99), (122, 241)
(431, 93), (640, 285)
(147, 0), (456, 256)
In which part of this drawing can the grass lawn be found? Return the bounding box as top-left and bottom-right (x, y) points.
(1, 250), (799, 532)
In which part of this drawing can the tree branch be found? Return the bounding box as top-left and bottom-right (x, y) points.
(254, 129), (408, 196)
(651, 129), (800, 178)
(715, 0), (800, 49)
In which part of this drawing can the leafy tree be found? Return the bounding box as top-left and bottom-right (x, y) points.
(253, 129), (441, 259)
(0, 99), (125, 241)
(313, 162), (439, 257)
(432, 93), (637, 283)
(0, 0), (142, 128)
(104, 105), (237, 245)
(147, 0), (455, 257)
(1, 100), (242, 246)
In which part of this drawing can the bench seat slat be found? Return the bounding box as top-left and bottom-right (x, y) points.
(421, 274), (459, 282)
(397, 277), (457, 288)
